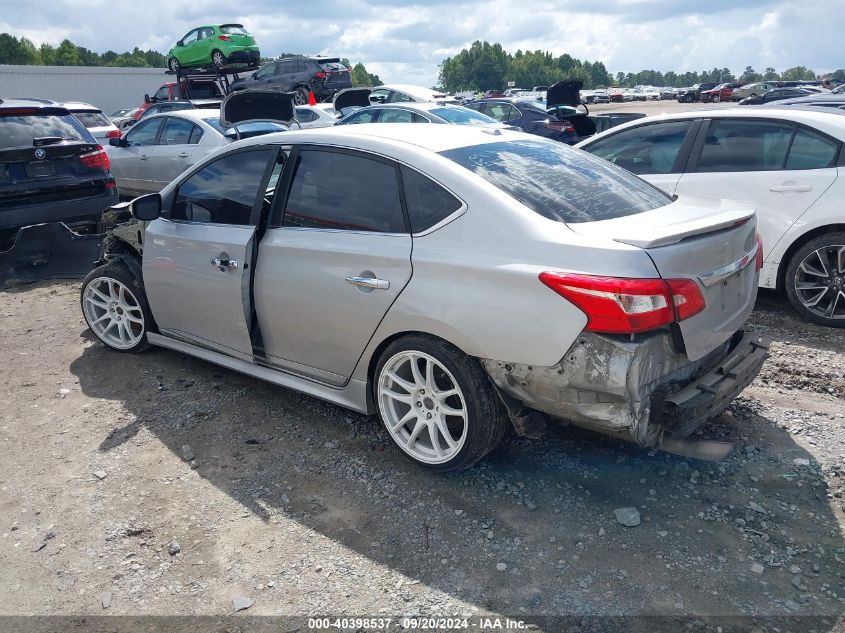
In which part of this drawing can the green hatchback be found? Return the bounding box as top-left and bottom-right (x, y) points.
(167, 24), (260, 71)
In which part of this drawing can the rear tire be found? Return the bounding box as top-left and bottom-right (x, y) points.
(80, 261), (152, 353)
(785, 232), (845, 327)
(294, 86), (310, 105)
(212, 50), (226, 67)
(373, 335), (509, 472)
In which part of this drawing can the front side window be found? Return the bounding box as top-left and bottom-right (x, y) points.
(159, 118), (196, 145)
(401, 166), (462, 233)
(583, 120), (693, 174)
(785, 128), (840, 170)
(171, 149), (274, 224)
(256, 63), (277, 78)
(483, 103), (515, 122)
(340, 109), (378, 125)
(153, 86), (169, 101)
(695, 119), (793, 172)
(125, 118), (162, 146)
(279, 149), (405, 232)
(182, 30), (199, 45)
(440, 138), (670, 224)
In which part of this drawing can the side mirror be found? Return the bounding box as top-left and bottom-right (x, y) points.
(130, 193), (162, 222)
(108, 137), (123, 147)
(177, 40), (183, 47)
(370, 95), (386, 103)
(252, 71), (258, 78)
(144, 93), (152, 104)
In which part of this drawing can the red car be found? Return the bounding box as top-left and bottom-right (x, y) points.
(700, 83), (742, 102)
(133, 78), (224, 119)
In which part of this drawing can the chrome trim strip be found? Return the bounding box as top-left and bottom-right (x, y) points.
(697, 243), (758, 288)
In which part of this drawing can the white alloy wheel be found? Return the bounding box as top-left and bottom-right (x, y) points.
(378, 351), (468, 465)
(82, 276), (145, 350)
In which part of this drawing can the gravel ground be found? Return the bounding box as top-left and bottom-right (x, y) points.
(0, 282), (843, 632)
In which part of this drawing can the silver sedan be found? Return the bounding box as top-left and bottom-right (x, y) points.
(81, 125), (768, 470)
(105, 109), (287, 197)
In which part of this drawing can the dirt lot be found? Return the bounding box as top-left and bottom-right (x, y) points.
(1, 279), (844, 632)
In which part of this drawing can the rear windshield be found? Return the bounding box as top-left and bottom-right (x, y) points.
(439, 138), (670, 223)
(220, 25), (249, 35)
(0, 111), (91, 147)
(71, 110), (112, 128)
(430, 107), (497, 125)
(319, 61), (348, 72)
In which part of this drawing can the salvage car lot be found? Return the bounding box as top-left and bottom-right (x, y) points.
(0, 281), (843, 624)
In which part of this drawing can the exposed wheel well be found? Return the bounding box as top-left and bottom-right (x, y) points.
(776, 224), (845, 290)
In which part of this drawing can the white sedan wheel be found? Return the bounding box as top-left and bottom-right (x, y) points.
(82, 276), (145, 350)
(378, 350), (468, 465)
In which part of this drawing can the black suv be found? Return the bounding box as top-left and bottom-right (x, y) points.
(676, 82), (719, 103)
(0, 98), (118, 236)
(231, 56), (353, 104)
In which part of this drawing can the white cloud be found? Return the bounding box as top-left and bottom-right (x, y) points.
(0, 0), (840, 87)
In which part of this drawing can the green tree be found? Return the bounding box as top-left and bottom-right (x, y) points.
(781, 66), (815, 81)
(740, 66), (760, 83)
(54, 39), (80, 65)
(762, 67), (779, 81)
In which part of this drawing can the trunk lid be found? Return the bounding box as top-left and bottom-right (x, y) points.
(219, 24), (255, 46)
(219, 89), (295, 127)
(546, 79), (584, 107)
(333, 87), (372, 114)
(569, 195), (759, 361)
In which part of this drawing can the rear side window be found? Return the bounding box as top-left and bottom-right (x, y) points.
(483, 103), (517, 122)
(695, 119), (793, 172)
(279, 149), (405, 232)
(71, 111), (111, 128)
(440, 139), (670, 224)
(172, 149), (274, 224)
(319, 61), (348, 72)
(785, 128), (839, 169)
(379, 109), (416, 123)
(0, 111), (91, 147)
(295, 108), (318, 122)
(340, 110), (378, 125)
(583, 120), (693, 174)
(401, 167), (462, 233)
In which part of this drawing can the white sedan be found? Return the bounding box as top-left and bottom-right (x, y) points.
(577, 107), (845, 326)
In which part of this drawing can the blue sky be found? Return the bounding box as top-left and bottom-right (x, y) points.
(1, 0), (839, 86)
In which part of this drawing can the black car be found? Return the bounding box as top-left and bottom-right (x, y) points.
(463, 80), (596, 144)
(676, 82), (719, 103)
(738, 88), (816, 105)
(0, 98), (118, 236)
(231, 56), (353, 105)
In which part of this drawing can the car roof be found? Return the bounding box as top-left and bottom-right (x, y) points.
(577, 105), (845, 146)
(225, 122), (526, 155)
(58, 101), (102, 112)
(378, 84), (450, 100)
(0, 97), (66, 110)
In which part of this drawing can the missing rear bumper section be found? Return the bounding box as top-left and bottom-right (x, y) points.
(481, 329), (769, 451)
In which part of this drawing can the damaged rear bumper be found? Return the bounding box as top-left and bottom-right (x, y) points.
(481, 329), (769, 448)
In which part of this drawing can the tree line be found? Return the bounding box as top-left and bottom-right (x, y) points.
(438, 40), (845, 92)
(0, 33), (382, 87)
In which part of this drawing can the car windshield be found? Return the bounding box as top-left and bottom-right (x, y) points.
(71, 111), (112, 128)
(440, 138), (670, 224)
(220, 25), (249, 35)
(0, 111), (91, 147)
(833, 84), (845, 94)
(430, 107), (498, 125)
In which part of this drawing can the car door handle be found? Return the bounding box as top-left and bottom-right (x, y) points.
(211, 257), (239, 271)
(139, 154), (148, 161)
(345, 276), (390, 290)
(770, 184), (812, 193)
(178, 152), (190, 158)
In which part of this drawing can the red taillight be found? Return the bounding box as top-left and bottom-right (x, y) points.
(106, 130), (121, 139)
(666, 279), (706, 321)
(80, 146), (110, 171)
(0, 108), (39, 116)
(755, 232), (764, 271)
(544, 120), (576, 134)
(538, 272), (705, 334)
(218, 35), (231, 41)
(315, 71), (326, 79)
(105, 179), (116, 189)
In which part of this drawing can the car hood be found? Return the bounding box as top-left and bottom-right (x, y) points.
(546, 79), (584, 107)
(333, 87), (373, 113)
(219, 89), (295, 126)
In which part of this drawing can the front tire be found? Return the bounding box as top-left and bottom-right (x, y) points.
(374, 335), (509, 472)
(167, 56), (180, 72)
(80, 261), (152, 352)
(785, 232), (845, 327)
